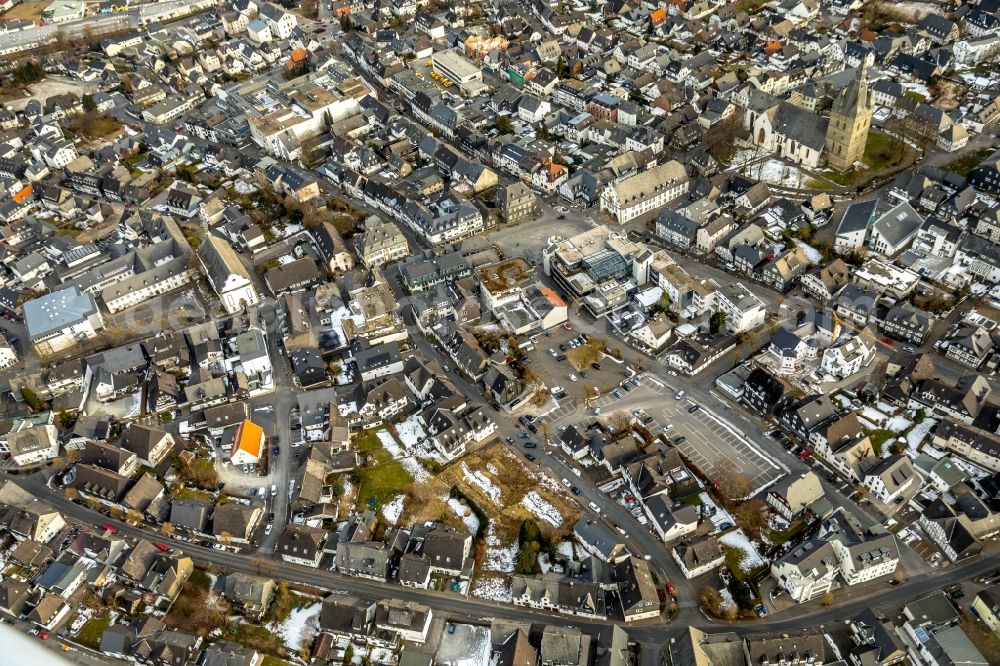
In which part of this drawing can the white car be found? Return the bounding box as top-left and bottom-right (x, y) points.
(675, 390), (685, 400)
(562, 478), (571, 487)
(270, 484), (278, 497)
(668, 370), (677, 376)
(265, 524), (273, 535)
(663, 423), (673, 430)
(568, 374), (578, 382)
(588, 502), (601, 514)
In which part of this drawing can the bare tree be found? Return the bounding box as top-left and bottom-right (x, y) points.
(714, 459), (754, 507)
(608, 410), (632, 436)
(161, 522), (175, 537)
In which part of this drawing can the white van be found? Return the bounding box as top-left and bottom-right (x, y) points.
(257, 486), (266, 499)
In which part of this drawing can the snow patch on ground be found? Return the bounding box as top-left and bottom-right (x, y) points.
(483, 524), (517, 573)
(538, 553), (551, 573)
(719, 587), (736, 611)
(374, 428), (429, 482)
(887, 415), (913, 433)
(449, 498), (481, 533)
(402, 457), (430, 483)
(472, 575), (511, 602)
(557, 541), (576, 560)
(700, 492), (735, 531)
(382, 495), (404, 524)
(720, 529), (766, 571)
(273, 601), (320, 651)
(907, 418), (937, 453)
(521, 491), (562, 527)
(375, 430), (404, 459)
(462, 463), (501, 504)
(396, 414), (427, 449)
(800, 244), (822, 263)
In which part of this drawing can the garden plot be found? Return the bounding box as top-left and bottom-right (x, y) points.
(720, 529), (766, 573)
(274, 600), (321, 651)
(435, 623), (492, 666)
(374, 428), (430, 483)
(396, 414), (428, 450)
(472, 575), (511, 602)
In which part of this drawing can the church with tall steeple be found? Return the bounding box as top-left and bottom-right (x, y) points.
(824, 63), (874, 172)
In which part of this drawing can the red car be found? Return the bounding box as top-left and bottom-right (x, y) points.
(798, 450), (812, 460)
(101, 524), (119, 535)
(881, 337), (894, 345)
(155, 543), (170, 553)
(665, 581), (677, 597)
(38, 631), (48, 640)
(564, 322), (572, 330)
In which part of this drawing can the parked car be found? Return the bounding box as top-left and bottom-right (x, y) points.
(675, 390), (685, 400)
(571, 486), (581, 496)
(265, 524), (273, 535)
(101, 524), (119, 535)
(525, 453), (536, 462)
(588, 501), (601, 513)
(155, 543), (171, 553)
(524, 442), (538, 449)
(687, 404), (700, 413)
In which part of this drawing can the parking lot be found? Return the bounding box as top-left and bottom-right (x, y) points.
(543, 374), (784, 492)
(517, 327), (633, 406)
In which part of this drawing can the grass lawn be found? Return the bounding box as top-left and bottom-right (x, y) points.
(821, 133), (915, 187)
(765, 521), (805, 546)
(171, 486), (215, 502)
(863, 133), (914, 171)
(679, 492), (703, 506)
(354, 428), (392, 464)
(723, 545), (764, 582)
(942, 147), (994, 177)
(262, 658), (296, 666)
(864, 428), (896, 456)
(355, 460), (413, 509)
(904, 90), (927, 102)
(75, 613), (111, 649)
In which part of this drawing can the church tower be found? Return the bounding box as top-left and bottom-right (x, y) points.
(824, 63), (874, 172)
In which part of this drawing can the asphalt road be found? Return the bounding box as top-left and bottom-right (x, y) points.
(14, 473), (1000, 666)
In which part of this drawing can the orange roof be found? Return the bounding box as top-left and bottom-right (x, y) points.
(651, 8), (667, 23)
(859, 29), (877, 43)
(549, 162), (566, 176)
(231, 420), (263, 458)
(764, 40), (782, 54)
(539, 287), (566, 308)
(290, 48), (308, 63)
(12, 184), (32, 204)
